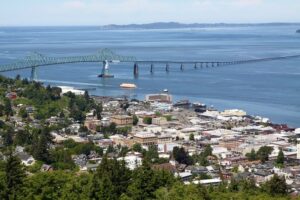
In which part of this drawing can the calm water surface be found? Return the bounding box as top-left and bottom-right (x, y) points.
(0, 26), (300, 127)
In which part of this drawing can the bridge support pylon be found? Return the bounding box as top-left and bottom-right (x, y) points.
(180, 64), (184, 71)
(98, 60), (114, 78)
(194, 63), (197, 69)
(150, 64), (154, 74)
(134, 63), (139, 77)
(166, 63), (169, 72)
(30, 66), (38, 82)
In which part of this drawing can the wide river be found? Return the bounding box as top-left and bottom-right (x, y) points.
(0, 25), (300, 127)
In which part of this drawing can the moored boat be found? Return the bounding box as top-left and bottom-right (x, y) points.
(120, 83), (137, 89)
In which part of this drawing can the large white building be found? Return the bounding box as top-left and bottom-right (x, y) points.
(297, 138), (300, 159)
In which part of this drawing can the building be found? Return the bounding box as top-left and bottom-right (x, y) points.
(58, 86), (84, 95)
(152, 117), (168, 126)
(297, 138), (300, 159)
(84, 119), (101, 131)
(133, 132), (158, 146)
(110, 115), (133, 126)
(145, 93), (172, 103)
(118, 155), (142, 170)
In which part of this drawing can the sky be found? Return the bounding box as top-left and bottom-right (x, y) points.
(0, 0), (300, 26)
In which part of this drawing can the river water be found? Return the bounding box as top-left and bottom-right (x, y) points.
(0, 25), (300, 127)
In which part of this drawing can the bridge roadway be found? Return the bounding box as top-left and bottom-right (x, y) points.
(0, 48), (300, 80)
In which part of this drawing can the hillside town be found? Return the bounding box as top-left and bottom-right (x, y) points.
(0, 76), (300, 198)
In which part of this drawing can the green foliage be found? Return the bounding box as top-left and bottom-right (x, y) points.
(50, 147), (76, 170)
(189, 133), (195, 141)
(33, 128), (52, 163)
(18, 107), (28, 119)
(90, 156), (132, 200)
(246, 149), (257, 161)
(3, 97), (13, 117)
(173, 147), (193, 165)
(133, 114), (139, 126)
(143, 117), (152, 124)
(257, 146), (273, 163)
(276, 149), (284, 167)
(20, 171), (73, 200)
(3, 152), (26, 199)
(127, 161), (175, 200)
(132, 143), (143, 153)
(164, 115), (172, 121)
(143, 145), (159, 163)
(261, 174), (288, 196)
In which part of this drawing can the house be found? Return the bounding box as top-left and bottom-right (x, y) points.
(41, 164), (53, 172)
(185, 165), (208, 175)
(152, 163), (177, 173)
(6, 92), (17, 100)
(118, 155), (142, 170)
(193, 178), (222, 186)
(253, 170), (273, 184)
(16, 152), (35, 166)
(175, 172), (193, 182)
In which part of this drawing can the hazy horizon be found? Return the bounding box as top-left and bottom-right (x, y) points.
(1, 0), (300, 26)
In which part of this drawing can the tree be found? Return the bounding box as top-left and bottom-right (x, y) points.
(257, 146), (273, 163)
(3, 98), (13, 117)
(132, 143), (143, 153)
(203, 145), (213, 157)
(246, 149), (257, 161)
(133, 114), (139, 126)
(3, 131), (13, 147)
(276, 149), (284, 166)
(172, 147), (193, 165)
(90, 156), (131, 200)
(4, 152), (25, 199)
(261, 174), (287, 196)
(95, 104), (102, 120)
(20, 171), (73, 199)
(189, 133), (195, 141)
(33, 130), (51, 163)
(144, 145), (159, 163)
(143, 117), (152, 125)
(18, 107), (28, 119)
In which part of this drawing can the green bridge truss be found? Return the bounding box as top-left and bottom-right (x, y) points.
(0, 49), (137, 80)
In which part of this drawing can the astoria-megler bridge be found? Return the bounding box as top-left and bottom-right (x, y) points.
(0, 48), (300, 81)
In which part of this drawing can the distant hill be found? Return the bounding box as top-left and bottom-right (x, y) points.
(100, 22), (300, 30)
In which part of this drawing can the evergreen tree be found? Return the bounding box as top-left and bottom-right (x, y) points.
(4, 152), (25, 199)
(3, 131), (13, 147)
(246, 149), (257, 161)
(276, 149), (284, 166)
(133, 114), (139, 126)
(90, 156), (131, 200)
(33, 131), (51, 163)
(3, 98), (13, 117)
(189, 133), (195, 141)
(127, 161), (157, 200)
(262, 174), (287, 196)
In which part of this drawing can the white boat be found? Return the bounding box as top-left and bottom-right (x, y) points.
(120, 83), (137, 89)
(163, 89), (168, 93)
